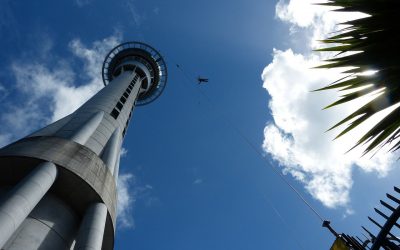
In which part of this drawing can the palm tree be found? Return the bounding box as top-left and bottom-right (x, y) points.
(316, 0), (400, 155)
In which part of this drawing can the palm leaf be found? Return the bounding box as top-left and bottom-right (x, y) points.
(316, 0), (400, 154)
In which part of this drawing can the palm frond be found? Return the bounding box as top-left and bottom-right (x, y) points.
(317, 0), (400, 154)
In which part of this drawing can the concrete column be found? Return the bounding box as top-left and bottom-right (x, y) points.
(74, 203), (107, 250)
(101, 128), (121, 174)
(0, 162), (58, 249)
(113, 154), (121, 184)
(70, 111), (104, 145)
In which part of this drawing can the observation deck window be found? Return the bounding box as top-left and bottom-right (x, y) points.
(110, 108), (120, 119)
(120, 96), (126, 104)
(116, 102), (123, 111)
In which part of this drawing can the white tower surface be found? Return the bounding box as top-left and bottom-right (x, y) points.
(0, 42), (167, 250)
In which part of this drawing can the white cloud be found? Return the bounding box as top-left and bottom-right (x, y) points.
(117, 173), (136, 228)
(275, 0), (325, 28)
(117, 172), (157, 229)
(275, 0), (367, 50)
(262, 1), (396, 209)
(120, 147), (129, 158)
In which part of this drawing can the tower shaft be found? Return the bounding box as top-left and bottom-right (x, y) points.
(0, 42), (167, 250)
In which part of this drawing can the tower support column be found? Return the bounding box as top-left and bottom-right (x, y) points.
(101, 128), (121, 174)
(113, 155), (121, 183)
(75, 202), (108, 250)
(70, 111), (105, 145)
(0, 162), (58, 248)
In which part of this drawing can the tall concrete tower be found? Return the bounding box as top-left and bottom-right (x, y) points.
(0, 41), (167, 250)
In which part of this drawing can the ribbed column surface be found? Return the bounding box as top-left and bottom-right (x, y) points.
(74, 203), (108, 250)
(0, 162), (57, 248)
(101, 127), (121, 174)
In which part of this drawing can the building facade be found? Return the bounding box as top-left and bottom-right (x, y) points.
(0, 42), (167, 250)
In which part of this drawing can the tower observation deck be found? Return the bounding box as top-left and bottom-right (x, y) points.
(0, 42), (167, 250)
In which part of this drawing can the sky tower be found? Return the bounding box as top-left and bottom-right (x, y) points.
(0, 42), (167, 250)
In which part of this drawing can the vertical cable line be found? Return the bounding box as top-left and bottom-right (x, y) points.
(174, 62), (325, 223)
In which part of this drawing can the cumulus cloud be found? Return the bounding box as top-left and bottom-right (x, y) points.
(276, 0), (367, 49)
(275, 0), (325, 28)
(262, 0), (396, 209)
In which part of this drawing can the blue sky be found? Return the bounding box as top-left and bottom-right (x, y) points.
(1, 0), (399, 249)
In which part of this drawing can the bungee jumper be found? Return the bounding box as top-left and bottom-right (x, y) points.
(197, 76), (209, 84)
